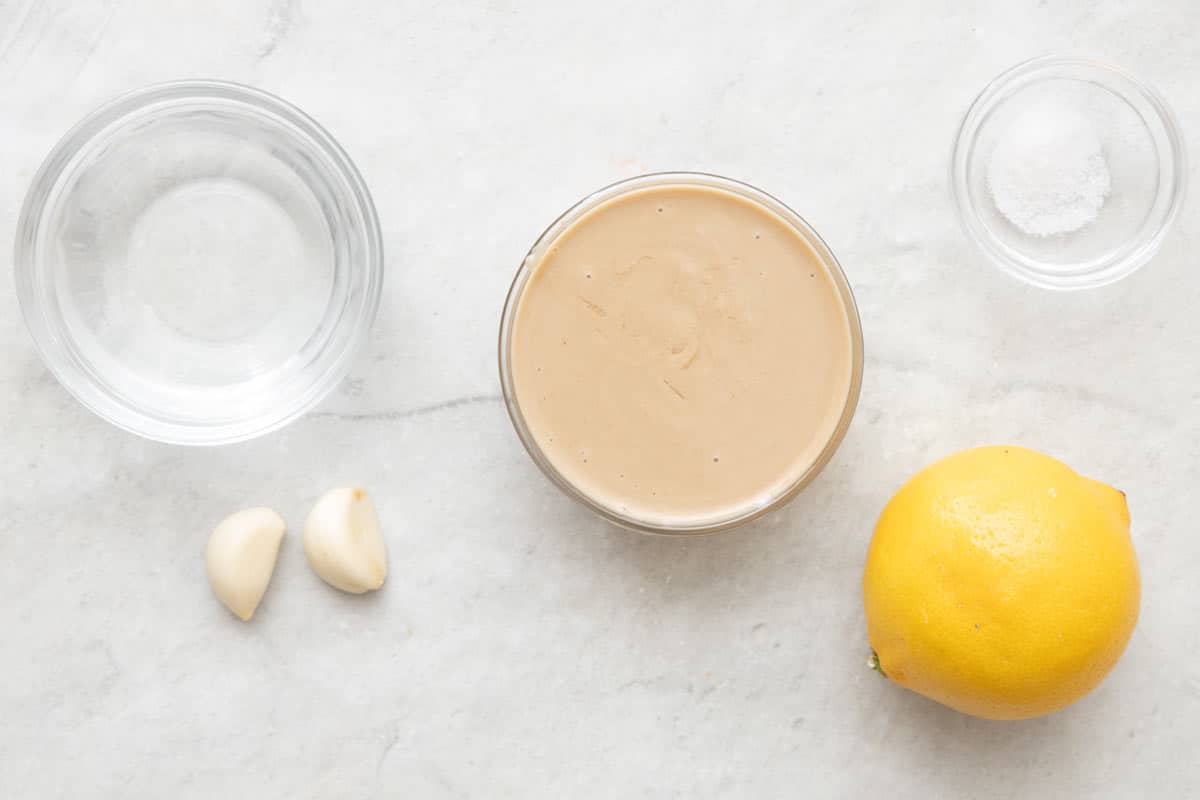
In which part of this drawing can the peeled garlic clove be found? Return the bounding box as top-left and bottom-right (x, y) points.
(205, 507), (287, 621)
(303, 488), (387, 594)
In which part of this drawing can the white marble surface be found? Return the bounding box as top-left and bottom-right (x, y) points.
(1, 1), (1198, 797)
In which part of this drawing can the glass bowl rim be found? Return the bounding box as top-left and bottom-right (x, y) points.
(950, 54), (1187, 290)
(497, 171), (865, 535)
(13, 79), (384, 446)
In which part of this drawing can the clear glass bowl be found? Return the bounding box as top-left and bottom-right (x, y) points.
(498, 172), (864, 535)
(15, 80), (383, 444)
(952, 55), (1186, 290)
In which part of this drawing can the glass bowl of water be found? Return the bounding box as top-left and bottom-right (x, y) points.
(15, 80), (383, 444)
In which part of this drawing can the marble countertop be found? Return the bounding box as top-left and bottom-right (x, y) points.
(2, 1), (1198, 797)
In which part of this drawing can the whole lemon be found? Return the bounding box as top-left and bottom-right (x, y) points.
(862, 445), (1140, 720)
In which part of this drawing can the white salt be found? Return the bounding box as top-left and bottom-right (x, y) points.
(987, 105), (1111, 237)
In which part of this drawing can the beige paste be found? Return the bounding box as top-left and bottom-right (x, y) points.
(510, 183), (855, 526)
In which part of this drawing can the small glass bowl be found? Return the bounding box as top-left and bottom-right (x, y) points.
(498, 172), (864, 535)
(15, 81), (383, 445)
(952, 55), (1186, 290)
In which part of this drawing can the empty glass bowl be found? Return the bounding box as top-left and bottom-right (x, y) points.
(952, 55), (1186, 290)
(15, 81), (383, 444)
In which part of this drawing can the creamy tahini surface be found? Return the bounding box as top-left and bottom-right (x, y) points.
(511, 184), (854, 526)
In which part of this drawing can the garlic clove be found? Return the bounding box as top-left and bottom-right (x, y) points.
(303, 488), (387, 594)
(205, 507), (287, 621)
